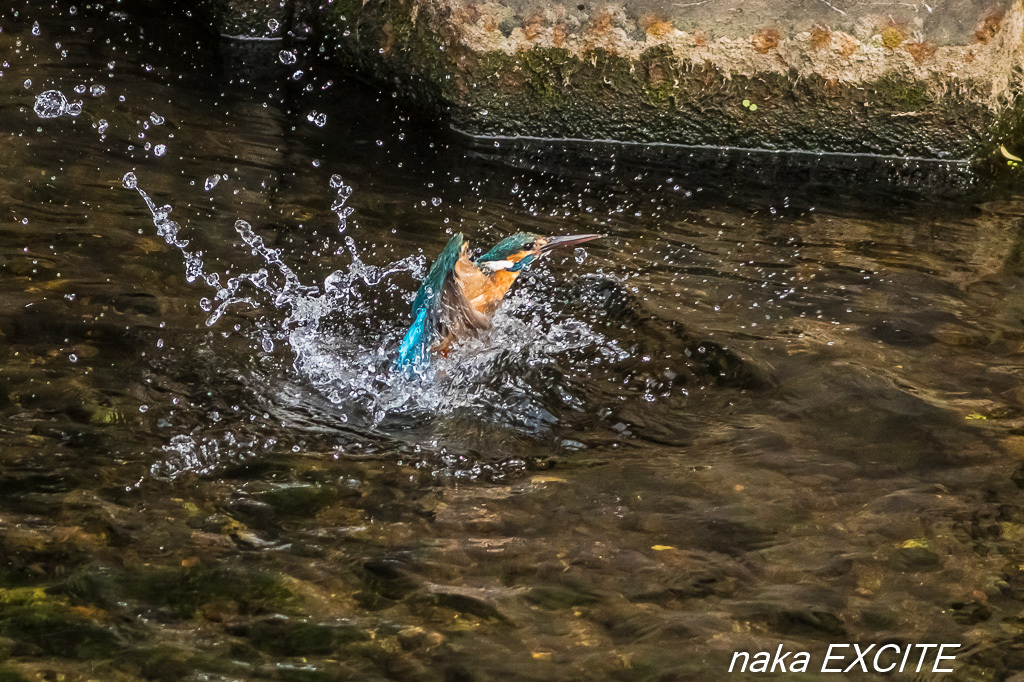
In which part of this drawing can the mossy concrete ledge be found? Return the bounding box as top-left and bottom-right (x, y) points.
(240, 0), (1024, 163)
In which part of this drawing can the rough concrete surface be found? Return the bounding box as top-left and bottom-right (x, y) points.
(210, 0), (1024, 165)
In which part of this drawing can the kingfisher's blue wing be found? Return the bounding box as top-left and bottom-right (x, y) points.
(394, 233), (466, 370)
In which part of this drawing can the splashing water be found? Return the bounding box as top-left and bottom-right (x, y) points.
(33, 89), (82, 118)
(306, 111), (327, 128)
(122, 172), (625, 447)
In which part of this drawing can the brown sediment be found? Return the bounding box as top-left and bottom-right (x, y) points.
(751, 28), (780, 54)
(835, 33), (857, 58)
(552, 22), (567, 48)
(809, 26), (832, 49)
(522, 11), (544, 41)
(644, 17), (674, 38)
(906, 41), (937, 63)
(381, 21), (395, 57)
(975, 8), (1005, 43)
(591, 11), (614, 36)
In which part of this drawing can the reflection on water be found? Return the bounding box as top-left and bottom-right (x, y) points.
(3, 2), (1024, 680)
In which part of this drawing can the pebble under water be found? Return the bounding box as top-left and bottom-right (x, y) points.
(2, 3), (1024, 681)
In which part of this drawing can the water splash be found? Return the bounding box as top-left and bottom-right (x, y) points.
(306, 111), (327, 128)
(155, 432), (263, 477)
(124, 172), (625, 472)
(33, 89), (82, 118)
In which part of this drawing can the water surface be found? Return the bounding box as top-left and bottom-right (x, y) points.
(2, 4), (1024, 680)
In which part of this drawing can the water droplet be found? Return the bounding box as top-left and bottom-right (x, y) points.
(89, 84), (105, 96)
(31, 21), (40, 36)
(65, 100), (82, 116)
(23, 78), (31, 89)
(97, 118), (108, 134)
(278, 49), (296, 64)
(375, 139), (383, 147)
(431, 197), (442, 207)
(74, 84), (86, 94)
(33, 89), (68, 118)
(139, 404), (148, 413)
(122, 172), (137, 189)
(267, 18), (279, 31)
(306, 110), (327, 127)
(330, 174), (344, 189)
(574, 247), (587, 264)
(149, 112), (164, 125)
(204, 174), (220, 191)
(69, 353), (77, 363)
(291, 70), (304, 80)
(154, 144), (166, 157)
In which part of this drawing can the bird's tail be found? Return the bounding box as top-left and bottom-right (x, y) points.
(394, 305), (431, 371)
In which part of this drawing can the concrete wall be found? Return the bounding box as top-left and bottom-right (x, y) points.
(212, 0), (1024, 165)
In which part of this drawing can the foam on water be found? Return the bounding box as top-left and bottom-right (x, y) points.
(123, 171), (626, 474)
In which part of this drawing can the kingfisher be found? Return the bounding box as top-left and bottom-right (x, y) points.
(394, 232), (602, 370)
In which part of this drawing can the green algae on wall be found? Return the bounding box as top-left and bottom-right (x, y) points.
(220, 0), (1024, 165)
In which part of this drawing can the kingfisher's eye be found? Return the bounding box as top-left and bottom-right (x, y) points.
(523, 242), (535, 251)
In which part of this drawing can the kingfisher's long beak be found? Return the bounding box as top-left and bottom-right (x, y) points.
(541, 234), (603, 252)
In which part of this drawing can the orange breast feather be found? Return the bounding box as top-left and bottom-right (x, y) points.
(456, 255), (520, 316)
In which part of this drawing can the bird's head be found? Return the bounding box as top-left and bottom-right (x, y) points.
(475, 232), (602, 273)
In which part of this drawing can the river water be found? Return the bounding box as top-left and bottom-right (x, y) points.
(2, 4), (1024, 681)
